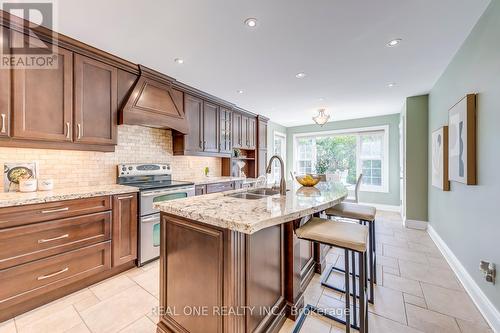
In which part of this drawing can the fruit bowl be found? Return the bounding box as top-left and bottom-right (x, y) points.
(295, 174), (322, 187)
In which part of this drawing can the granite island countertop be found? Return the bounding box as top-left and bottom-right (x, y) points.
(156, 181), (347, 234)
(0, 184), (139, 208)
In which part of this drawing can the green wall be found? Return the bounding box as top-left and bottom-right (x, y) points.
(429, 0), (500, 313)
(285, 114), (400, 206)
(403, 95), (429, 221)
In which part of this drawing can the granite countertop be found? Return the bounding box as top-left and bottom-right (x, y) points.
(190, 176), (258, 185)
(0, 184), (139, 208)
(156, 181), (348, 234)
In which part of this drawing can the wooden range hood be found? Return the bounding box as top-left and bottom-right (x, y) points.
(120, 65), (189, 134)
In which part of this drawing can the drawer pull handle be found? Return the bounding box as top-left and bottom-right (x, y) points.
(41, 207), (69, 214)
(38, 234), (69, 243)
(37, 267), (69, 280)
(118, 195), (134, 199)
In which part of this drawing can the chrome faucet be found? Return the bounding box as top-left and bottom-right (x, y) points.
(266, 155), (287, 195)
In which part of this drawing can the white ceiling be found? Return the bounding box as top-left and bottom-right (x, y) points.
(53, 0), (490, 126)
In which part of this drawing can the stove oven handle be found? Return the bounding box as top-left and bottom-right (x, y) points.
(141, 187), (194, 197)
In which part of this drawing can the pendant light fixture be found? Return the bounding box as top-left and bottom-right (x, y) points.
(313, 108), (330, 126)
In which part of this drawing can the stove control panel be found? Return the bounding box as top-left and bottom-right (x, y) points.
(118, 163), (171, 177)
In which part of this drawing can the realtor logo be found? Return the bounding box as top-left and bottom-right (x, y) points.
(1, 1), (58, 69)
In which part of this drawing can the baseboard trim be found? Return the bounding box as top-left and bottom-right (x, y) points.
(404, 218), (428, 230)
(428, 225), (500, 333)
(358, 202), (401, 213)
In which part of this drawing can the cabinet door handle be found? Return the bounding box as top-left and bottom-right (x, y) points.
(0, 114), (6, 134)
(65, 122), (70, 139)
(199, 140), (203, 149)
(41, 207), (69, 214)
(38, 234), (69, 243)
(37, 267), (69, 280)
(77, 124), (82, 139)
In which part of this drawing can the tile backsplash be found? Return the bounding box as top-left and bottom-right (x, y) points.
(0, 125), (221, 191)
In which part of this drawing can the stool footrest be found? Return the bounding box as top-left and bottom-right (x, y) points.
(292, 304), (361, 333)
(321, 265), (374, 304)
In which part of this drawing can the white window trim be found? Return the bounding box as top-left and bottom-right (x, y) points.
(271, 131), (287, 183)
(292, 125), (390, 193)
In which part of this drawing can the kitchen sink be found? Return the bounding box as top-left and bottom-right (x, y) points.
(247, 188), (281, 196)
(226, 193), (268, 200)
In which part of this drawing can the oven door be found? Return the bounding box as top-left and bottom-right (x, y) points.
(140, 186), (195, 216)
(140, 214), (161, 265)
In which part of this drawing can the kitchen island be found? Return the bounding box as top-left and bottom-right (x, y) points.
(155, 182), (347, 333)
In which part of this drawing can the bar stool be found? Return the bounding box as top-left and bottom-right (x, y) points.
(324, 203), (377, 303)
(294, 217), (369, 333)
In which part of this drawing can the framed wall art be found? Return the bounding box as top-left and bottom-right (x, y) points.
(431, 126), (450, 191)
(448, 94), (476, 185)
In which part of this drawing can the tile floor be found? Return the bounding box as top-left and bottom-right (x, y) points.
(0, 211), (493, 333)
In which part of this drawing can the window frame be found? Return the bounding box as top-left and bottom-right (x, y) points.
(272, 131), (287, 183)
(292, 125), (390, 193)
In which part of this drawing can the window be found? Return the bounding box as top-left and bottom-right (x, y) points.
(293, 126), (389, 192)
(272, 132), (287, 183)
(296, 137), (315, 174)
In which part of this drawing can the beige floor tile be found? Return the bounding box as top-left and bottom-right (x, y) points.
(131, 265), (160, 298)
(369, 313), (424, 333)
(399, 260), (462, 290)
(80, 285), (158, 333)
(141, 260), (159, 272)
(384, 244), (429, 265)
(17, 306), (82, 333)
(14, 289), (93, 328)
(64, 323), (91, 333)
(300, 313), (332, 333)
(0, 319), (16, 333)
(90, 274), (137, 301)
(421, 283), (487, 325)
(278, 319), (295, 333)
(406, 304), (460, 333)
(73, 293), (100, 313)
(456, 318), (493, 333)
(119, 316), (156, 333)
(426, 256), (450, 268)
(383, 265), (400, 276)
(383, 273), (423, 297)
(368, 285), (406, 325)
(376, 254), (399, 269)
(404, 293), (427, 309)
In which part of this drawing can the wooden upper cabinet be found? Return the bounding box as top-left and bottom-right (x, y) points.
(258, 118), (268, 149)
(184, 94), (203, 153)
(203, 102), (218, 153)
(219, 107), (232, 154)
(11, 37), (73, 142)
(0, 29), (10, 138)
(248, 117), (256, 149)
(74, 54), (118, 145)
(241, 115), (249, 148)
(232, 112), (242, 148)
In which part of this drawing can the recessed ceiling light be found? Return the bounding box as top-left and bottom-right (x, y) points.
(236, 89), (244, 94)
(174, 58), (184, 64)
(387, 82), (397, 88)
(295, 72), (307, 79)
(387, 39), (402, 47)
(244, 18), (258, 28)
(317, 97), (324, 101)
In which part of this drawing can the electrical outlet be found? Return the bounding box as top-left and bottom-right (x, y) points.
(479, 260), (496, 284)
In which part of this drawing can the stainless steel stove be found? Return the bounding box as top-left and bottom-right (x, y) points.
(117, 163), (195, 266)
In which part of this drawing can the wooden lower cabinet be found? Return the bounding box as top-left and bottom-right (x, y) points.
(0, 193), (138, 322)
(0, 242), (111, 312)
(112, 193), (138, 266)
(158, 214), (286, 333)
